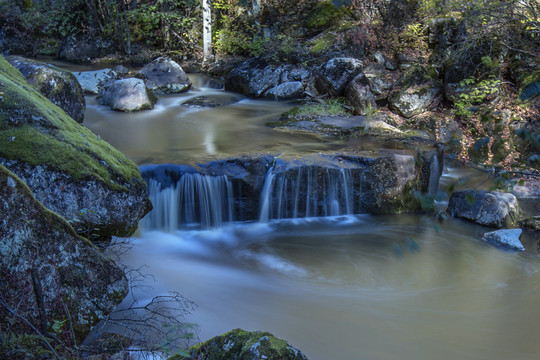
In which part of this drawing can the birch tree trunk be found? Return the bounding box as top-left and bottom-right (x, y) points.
(202, 0), (212, 61)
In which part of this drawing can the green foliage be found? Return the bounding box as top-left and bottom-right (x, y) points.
(213, 1), (265, 56)
(305, 0), (344, 30)
(286, 99), (349, 120)
(129, 0), (200, 50)
(452, 76), (501, 118)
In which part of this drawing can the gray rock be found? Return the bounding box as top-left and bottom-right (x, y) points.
(0, 164), (128, 341)
(6, 56), (86, 123)
(181, 328), (308, 360)
(97, 78), (156, 112)
(482, 229), (524, 250)
(389, 68), (441, 118)
(389, 86), (440, 118)
(447, 190), (521, 228)
(374, 51), (395, 70)
(112, 64), (129, 75)
(74, 68), (118, 94)
(138, 57), (192, 94)
(364, 63), (394, 100)
(224, 58), (283, 97)
(345, 73), (377, 115)
(265, 81), (304, 100)
(315, 57), (363, 96)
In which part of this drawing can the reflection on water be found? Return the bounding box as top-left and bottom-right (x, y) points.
(115, 215), (540, 360)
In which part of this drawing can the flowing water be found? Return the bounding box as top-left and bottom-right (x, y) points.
(83, 73), (540, 360)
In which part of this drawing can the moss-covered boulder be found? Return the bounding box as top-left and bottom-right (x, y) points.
(6, 56), (86, 123)
(0, 54), (151, 240)
(0, 164), (128, 342)
(173, 328), (308, 360)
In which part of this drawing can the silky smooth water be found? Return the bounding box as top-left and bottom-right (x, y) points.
(83, 74), (540, 360)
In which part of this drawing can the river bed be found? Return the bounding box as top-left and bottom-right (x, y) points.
(84, 74), (540, 360)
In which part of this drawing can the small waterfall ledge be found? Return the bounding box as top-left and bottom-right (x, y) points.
(140, 151), (443, 230)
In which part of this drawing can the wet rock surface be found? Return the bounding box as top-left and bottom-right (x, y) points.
(481, 229), (524, 250)
(97, 78), (156, 112)
(138, 57), (192, 94)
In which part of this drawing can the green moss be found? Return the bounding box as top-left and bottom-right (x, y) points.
(0, 55), (141, 191)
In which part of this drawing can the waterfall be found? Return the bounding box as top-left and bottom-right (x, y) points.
(427, 155), (441, 195)
(142, 173), (234, 231)
(259, 166), (356, 221)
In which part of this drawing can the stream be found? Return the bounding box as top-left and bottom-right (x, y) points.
(83, 73), (540, 360)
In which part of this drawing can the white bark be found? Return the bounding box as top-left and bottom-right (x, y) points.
(202, 0), (212, 61)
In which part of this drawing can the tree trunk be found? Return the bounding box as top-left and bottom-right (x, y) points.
(202, 0), (212, 61)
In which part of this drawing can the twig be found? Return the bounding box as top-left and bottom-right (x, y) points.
(0, 298), (61, 360)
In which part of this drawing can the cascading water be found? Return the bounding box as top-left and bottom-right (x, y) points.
(259, 165), (357, 222)
(142, 173), (234, 231)
(427, 154), (441, 195)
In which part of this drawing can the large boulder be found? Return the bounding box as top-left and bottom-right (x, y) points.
(0, 55), (152, 240)
(314, 57), (363, 96)
(389, 67), (441, 118)
(6, 56), (86, 123)
(0, 164), (128, 341)
(174, 328), (308, 360)
(74, 68), (119, 94)
(97, 78), (156, 112)
(447, 190), (521, 228)
(137, 57), (192, 94)
(224, 58), (282, 97)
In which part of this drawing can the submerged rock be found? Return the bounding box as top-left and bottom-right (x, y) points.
(175, 328), (308, 360)
(6, 56), (86, 123)
(0, 55), (152, 240)
(138, 57), (192, 94)
(97, 78), (156, 112)
(181, 94), (244, 108)
(481, 229), (524, 250)
(0, 164), (128, 341)
(447, 190), (521, 228)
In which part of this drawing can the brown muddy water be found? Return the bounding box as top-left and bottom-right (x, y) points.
(82, 73), (540, 360)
